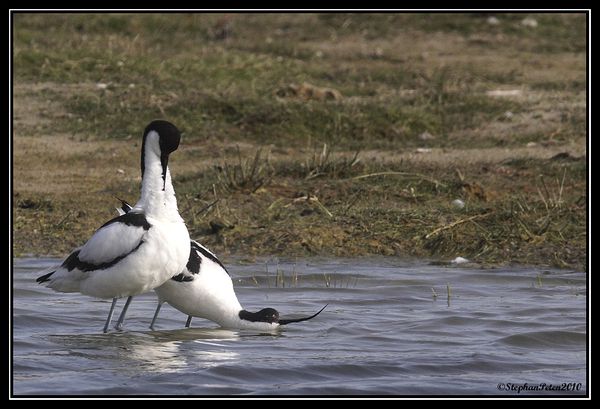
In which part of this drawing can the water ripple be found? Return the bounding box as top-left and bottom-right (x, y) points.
(12, 257), (587, 396)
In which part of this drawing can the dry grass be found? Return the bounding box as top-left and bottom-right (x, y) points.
(12, 13), (587, 270)
(215, 147), (273, 193)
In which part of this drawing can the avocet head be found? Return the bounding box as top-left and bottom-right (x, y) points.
(238, 305), (328, 326)
(239, 308), (280, 324)
(258, 308), (280, 323)
(141, 120), (181, 190)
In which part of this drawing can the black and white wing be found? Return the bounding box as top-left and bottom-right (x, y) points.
(72, 212), (151, 271)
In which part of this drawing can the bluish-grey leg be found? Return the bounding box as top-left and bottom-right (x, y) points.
(103, 298), (118, 333)
(115, 296), (133, 331)
(150, 302), (163, 330)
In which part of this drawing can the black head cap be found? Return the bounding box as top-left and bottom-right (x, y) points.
(257, 308), (280, 323)
(142, 120), (181, 158)
(145, 120), (181, 156)
(140, 120), (182, 186)
(239, 308), (280, 324)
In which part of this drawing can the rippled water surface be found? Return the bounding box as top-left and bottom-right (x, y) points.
(13, 258), (587, 396)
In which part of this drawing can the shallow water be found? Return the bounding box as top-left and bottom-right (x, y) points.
(12, 257), (587, 396)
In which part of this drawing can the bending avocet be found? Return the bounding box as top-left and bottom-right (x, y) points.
(116, 199), (326, 331)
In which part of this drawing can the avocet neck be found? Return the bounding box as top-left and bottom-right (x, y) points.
(136, 130), (181, 221)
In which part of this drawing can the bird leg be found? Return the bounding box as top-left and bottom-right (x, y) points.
(149, 302), (163, 330)
(114, 296), (133, 331)
(103, 298), (118, 333)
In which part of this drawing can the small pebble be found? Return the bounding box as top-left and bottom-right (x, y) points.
(452, 199), (465, 209)
(521, 17), (538, 28)
(419, 131), (436, 141)
(487, 16), (500, 25)
(486, 89), (522, 97)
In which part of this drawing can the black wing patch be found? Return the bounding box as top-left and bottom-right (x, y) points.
(36, 271), (55, 283)
(116, 198), (133, 214)
(59, 241), (145, 272)
(186, 245), (201, 274)
(192, 242), (229, 275)
(171, 273), (194, 282)
(99, 212), (151, 231)
(170, 244), (202, 283)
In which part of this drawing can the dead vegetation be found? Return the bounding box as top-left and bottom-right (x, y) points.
(12, 13), (587, 269)
(214, 147), (273, 193)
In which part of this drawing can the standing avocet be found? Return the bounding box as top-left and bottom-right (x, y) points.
(37, 120), (191, 332)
